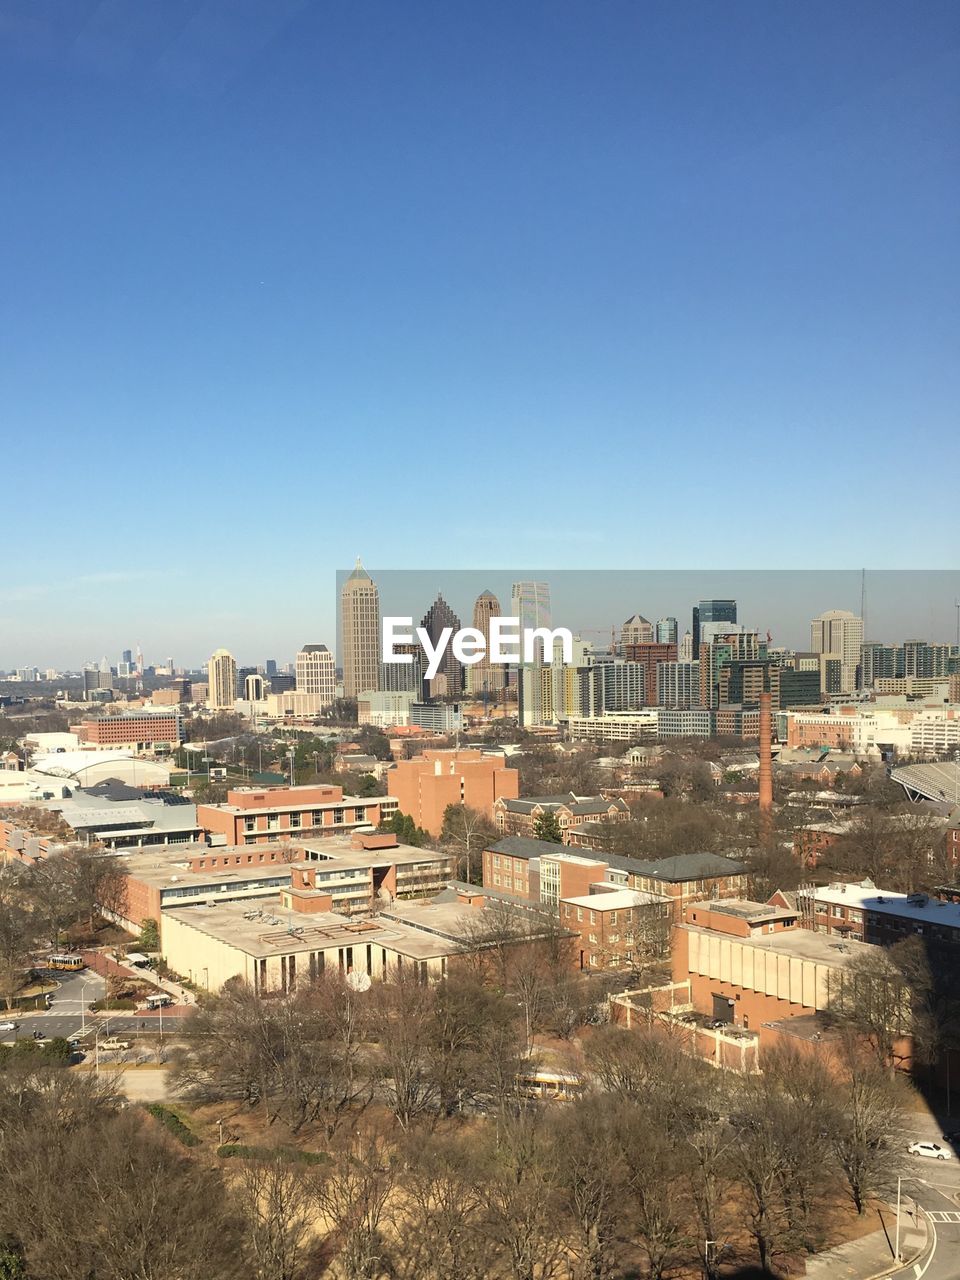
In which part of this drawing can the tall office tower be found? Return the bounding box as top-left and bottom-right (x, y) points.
(340, 559), (381, 699)
(243, 673), (266, 702)
(692, 599), (737, 659)
(468, 590), (506, 697)
(121, 649), (133, 665)
(810, 609), (863, 694)
(511, 581), (552, 726)
(207, 648), (238, 709)
(419, 594), (463, 699)
(237, 666), (258, 697)
(620, 614), (654, 649)
(295, 644), (336, 708)
(656, 617), (678, 645)
(679, 630), (694, 662)
(265, 658), (278, 677)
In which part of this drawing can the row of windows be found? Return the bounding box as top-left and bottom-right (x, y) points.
(243, 806), (368, 833)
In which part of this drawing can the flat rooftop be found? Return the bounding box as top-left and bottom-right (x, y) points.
(299, 836), (448, 868)
(562, 888), (665, 911)
(802, 882), (960, 928)
(704, 899), (798, 923)
(679, 918), (876, 968)
(114, 845), (294, 890)
(164, 897), (463, 961)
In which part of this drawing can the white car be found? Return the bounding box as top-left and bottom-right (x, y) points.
(0, 1021), (18, 1033)
(908, 1141), (952, 1161)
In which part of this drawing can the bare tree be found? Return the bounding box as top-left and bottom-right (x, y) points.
(315, 1128), (396, 1280)
(233, 1151), (315, 1280)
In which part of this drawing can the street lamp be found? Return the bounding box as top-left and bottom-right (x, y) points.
(94, 1021), (110, 1080)
(80, 978), (92, 1035)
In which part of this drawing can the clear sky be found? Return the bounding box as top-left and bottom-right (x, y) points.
(2, 2), (958, 668)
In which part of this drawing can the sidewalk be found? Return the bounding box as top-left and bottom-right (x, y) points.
(804, 1202), (926, 1279)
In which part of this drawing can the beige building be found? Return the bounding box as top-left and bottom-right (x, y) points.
(341, 560), (381, 699)
(207, 649), (237, 709)
(295, 644), (335, 709)
(810, 610), (863, 695)
(467, 590), (506, 696)
(161, 893), (485, 994)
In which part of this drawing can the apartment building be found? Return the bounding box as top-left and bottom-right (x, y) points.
(623, 641), (678, 705)
(196, 784), (397, 846)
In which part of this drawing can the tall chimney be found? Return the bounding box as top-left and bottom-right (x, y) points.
(759, 690), (773, 842)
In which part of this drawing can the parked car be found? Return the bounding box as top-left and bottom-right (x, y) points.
(0, 1021), (19, 1033)
(908, 1141), (952, 1161)
(99, 1038), (132, 1053)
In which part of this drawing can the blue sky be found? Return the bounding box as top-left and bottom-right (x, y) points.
(1, 2), (958, 667)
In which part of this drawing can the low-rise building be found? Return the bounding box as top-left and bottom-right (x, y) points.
(560, 887), (669, 970)
(71, 709), (184, 752)
(493, 792), (629, 842)
(796, 880), (960, 947)
(196, 784), (397, 846)
(389, 749), (520, 837)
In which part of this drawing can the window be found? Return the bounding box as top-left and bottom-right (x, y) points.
(563, 904), (572, 918)
(588, 933), (598, 944)
(493, 855), (501, 869)
(576, 908), (583, 922)
(289, 813), (301, 829)
(333, 809), (345, 823)
(244, 817), (255, 833)
(589, 911), (596, 925)
(608, 911), (617, 924)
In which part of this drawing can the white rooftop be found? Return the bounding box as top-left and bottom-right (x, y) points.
(562, 888), (664, 911)
(801, 881), (960, 928)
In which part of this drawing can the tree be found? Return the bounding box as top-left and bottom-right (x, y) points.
(0, 873), (37, 1010)
(550, 1096), (628, 1280)
(138, 918), (160, 952)
(823, 947), (913, 1070)
(234, 1151), (315, 1280)
(67, 850), (129, 931)
(378, 811), (429, 847)
(831, 1036), (904, 1213)
(532, 811), (563, 844)
(315, 1128), (397, 1280)
(24, 856), (76, 950)
(439, 804), (498, 883)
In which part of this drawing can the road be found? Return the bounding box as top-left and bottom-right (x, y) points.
(0, 968), (194, 1045)
(890, 1113), (960, 1280)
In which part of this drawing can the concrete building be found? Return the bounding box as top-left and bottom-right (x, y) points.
(389, 749), (520, 836)
(656, 617), (679, 645)
(656, 661), (700, 708)
(692, 599), (737, 660)
(286, 831), (454, 914)
(196, 784), (397, 847)
(340, 560), (381, 699)
(564, 710), (660, 743)
(357, 690), (417, 728)
(295, 645), (335, 709)
(622, 641), (678, 706)
(408, 702), (462, 733)
(207, 649), (238, 710)
(811, 610), (863, 695)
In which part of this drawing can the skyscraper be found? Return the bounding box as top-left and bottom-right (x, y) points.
(340, 559), (381, 699)
(692, 599), (737, 659)
(810, 610), (863, 694)
(207, 648), (237, 709)
(620, 615), (654, 648)
(655, 617), (678, 645)
(468, 590), (505, 697)
(511, 580), (553, 727)
(296, 644), (336, 708)
(419, 593), (463, 699)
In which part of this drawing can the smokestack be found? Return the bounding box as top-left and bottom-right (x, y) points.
(759, 690), (773, 842)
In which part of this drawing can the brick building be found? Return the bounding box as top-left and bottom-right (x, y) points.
(560, 887), (669, 970)
(493, 792), (629, 842)
(71, 709), (185, 752)
(196, 784), (397, 846)
(388, 749), (519, 836)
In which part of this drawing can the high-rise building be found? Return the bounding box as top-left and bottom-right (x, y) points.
(419, 594), (463, 699)
(380, 643), (422, 694)
(121, 649), (133, 665)
(512, 581), (552, 727)
(657, 661), (700, 707)
(620, 615), (654, 648)
(265, 658), (278, 677)
(340, 559), (381, 699)
(467, 590), (506, 697)
(692, 600), (737, 659)
(655, 617), (678, 645)
(207, 648), (238, 709)
(810, 610), (863, 694)
(698, 631), (764, 707)
(243, 673), (266, 702)
(295, 644), (336, 708)
(679, 630), (694, 662)
(577, 658), (645, 716)
(623, 641), (678, 706)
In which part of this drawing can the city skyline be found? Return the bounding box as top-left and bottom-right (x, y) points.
(6, 568), (960, 672)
